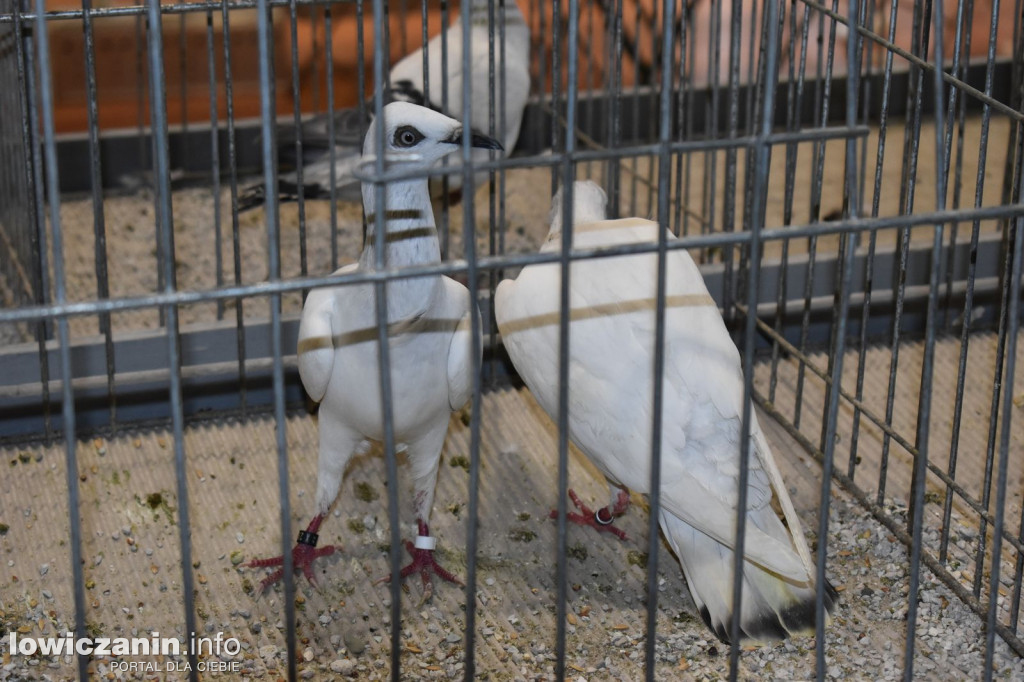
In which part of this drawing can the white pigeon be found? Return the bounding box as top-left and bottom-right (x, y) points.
(493, 181), (837, 643)
(248, 102), (501, 599)
(238, 0), (530, 210)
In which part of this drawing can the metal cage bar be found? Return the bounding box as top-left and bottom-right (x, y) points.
(2, 1), (1024, 680)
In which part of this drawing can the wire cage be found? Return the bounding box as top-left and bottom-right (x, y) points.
(1, 0), (1024, 680)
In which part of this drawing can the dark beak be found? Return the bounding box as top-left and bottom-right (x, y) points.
(444, 127), (504, 151)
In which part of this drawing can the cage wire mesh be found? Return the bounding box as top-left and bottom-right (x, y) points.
(1, 0), (1024, 680)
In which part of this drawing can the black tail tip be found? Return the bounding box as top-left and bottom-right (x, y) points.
(773, 578), (839, 638)
(699, 578), (840, 646)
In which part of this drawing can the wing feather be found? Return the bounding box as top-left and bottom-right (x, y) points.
(297, 265), (358, 403)
(444, 277), (477, 410)
(497, 218), (804, 579)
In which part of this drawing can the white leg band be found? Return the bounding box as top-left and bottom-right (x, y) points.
(414, 535), (437, 551)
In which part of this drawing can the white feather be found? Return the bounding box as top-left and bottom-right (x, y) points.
(495, 180), (836, 643)
(297, 102), (486, 527)
(390, 0), (531, 154)
(243, 0), (530, 208)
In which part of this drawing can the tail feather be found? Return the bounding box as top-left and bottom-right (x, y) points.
(236, 177), (361, 213)
(236, 182), (316, 213)
(236, 184), (268, 213)
(237, 139), (364, 213)
(659, 509), (836, 645)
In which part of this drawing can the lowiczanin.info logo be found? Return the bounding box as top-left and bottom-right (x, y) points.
(8, 630), (242, 674)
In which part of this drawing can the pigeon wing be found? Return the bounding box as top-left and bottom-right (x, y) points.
(498, 219), (805, 580)
(444, 277), (477, 411)
(297, 264), (358, 403)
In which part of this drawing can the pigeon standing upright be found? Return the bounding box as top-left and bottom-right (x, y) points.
(247, 102), (502, 599)
(493, 181), (837, 643)
(238, 0), (530, 210)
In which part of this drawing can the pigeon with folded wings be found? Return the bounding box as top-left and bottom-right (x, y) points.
(247, 102), (501, 600)
(238, 0), (529, 210)
(493, 180), (837, 643)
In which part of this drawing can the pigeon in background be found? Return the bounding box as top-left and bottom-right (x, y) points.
(238, 0), (530, 211)
(493, 180), (837, 644)
(247, 102), (501, 599)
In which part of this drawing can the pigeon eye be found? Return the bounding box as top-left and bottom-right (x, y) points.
(393, 126), (424, 148)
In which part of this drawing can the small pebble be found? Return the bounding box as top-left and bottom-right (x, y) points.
(236, 532), (245, 544)
(344, 630), (366, 655)
(330, 659), (355, 674)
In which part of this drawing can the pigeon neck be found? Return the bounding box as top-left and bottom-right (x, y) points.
(360, 178), (442, 270)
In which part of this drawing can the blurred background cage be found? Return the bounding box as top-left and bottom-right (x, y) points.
(2, 0), (1024, 680)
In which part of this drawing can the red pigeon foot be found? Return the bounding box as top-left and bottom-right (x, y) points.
(247, 514), (338, 594)
(550, 488), (630, 541)
(374, 520), (463, 604)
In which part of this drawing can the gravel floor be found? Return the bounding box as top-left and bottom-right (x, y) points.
(2, 363), (1024, 681)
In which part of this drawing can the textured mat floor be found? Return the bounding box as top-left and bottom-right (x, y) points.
(2, 334), (1023, 680)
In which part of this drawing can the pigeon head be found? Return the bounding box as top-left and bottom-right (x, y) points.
(547, 180), (609, 238)
(362, 101), (503, 168)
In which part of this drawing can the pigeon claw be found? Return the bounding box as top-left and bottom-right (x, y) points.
(246, 543), (338, 595)
(374, 524), (463, 605)
(550, 488), (630, 541)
